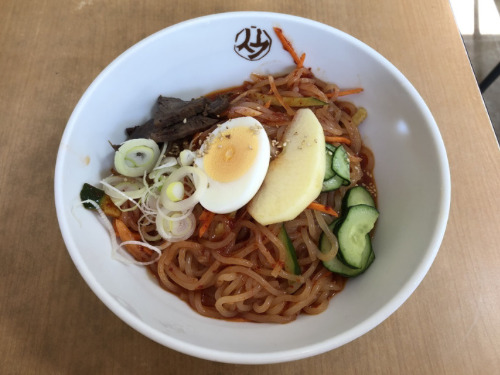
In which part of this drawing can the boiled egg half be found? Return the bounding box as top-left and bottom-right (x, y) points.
(194, 117), (270, 214)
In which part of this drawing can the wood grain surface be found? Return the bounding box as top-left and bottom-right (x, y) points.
(1, 0), (499, 374)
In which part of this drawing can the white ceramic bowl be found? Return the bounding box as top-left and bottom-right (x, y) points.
(55, 12), (450, 364)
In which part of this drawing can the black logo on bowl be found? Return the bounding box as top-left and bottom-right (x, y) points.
(234, 26), (272, 61)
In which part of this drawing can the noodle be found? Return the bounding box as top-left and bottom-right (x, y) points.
(103, 62), (376, 323)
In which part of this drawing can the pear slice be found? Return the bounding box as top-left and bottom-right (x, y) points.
(248, 108), (326, 225)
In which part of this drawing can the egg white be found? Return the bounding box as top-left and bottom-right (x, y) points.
(195, 117), (270, 214)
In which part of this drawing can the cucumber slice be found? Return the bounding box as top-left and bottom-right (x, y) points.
(319, 219), (375, 277)
(325, 143), (337, 153)
(278, 224), (301, 275)
(322, 174), (345, 192)
(322, 238), (375, 277)
(343, 186), (376, 209)
(332, 146), (350, 182)
(337, 204), (379, 269)
(322, 144), (351, 189)
(324, 144), (336, 180)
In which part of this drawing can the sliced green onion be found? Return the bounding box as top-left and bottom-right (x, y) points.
(165, 181), (184, 202)
(149, 156), (179, 182)
(137, 214), (162, 242)
(168, 213), (194, 237)
(160, 166), (208, 212)
(178, 149), (195, 166)
(101, 175), (146, 207)
(156, 211), (196, 241)
(114, 138), (160, 177)
(156, 205), (194, 223)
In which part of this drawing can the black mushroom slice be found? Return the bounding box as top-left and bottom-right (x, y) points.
(154, 96), (207, 127)
(151, 116), (219, 142)
(125, 119), (155, 140)
(126, 94), (231, 142)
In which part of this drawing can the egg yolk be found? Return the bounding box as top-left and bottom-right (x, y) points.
(203, 126), (259, 183)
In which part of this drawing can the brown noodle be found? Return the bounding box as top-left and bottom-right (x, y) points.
(120, 66), (376, 323)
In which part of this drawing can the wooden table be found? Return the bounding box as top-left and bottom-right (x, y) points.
(1, 0), (499, 373)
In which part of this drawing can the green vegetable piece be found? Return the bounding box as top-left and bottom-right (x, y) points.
(322, 174), (344, 192)
(324, 144), (336, 181)
(278, 224), (301, 275)
(342, 186), (376, 210)
(337, 204), (379, 269)
(80, 183), (105, 209)
(80, 183), (121, 218)
(319, 217), (375, 277)
(332, 145), (350, 182)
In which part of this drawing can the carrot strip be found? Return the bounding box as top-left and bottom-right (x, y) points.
(307, 202), (339, 217)
(273, 27), (303, 67)
(337, 88), (364, 96)
(198, 210), (215, 238)
(114, 219), (153, 260)
(198, 210), (211, 221)
(325, 136), (352, 145)
(326, 88), (364, 98)
(298, 53), (306, 68)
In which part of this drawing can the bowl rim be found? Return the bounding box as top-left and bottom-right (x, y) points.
(54, 11), (451, 364)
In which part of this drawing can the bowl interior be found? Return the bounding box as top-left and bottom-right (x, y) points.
(55, 12), (450, 364)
